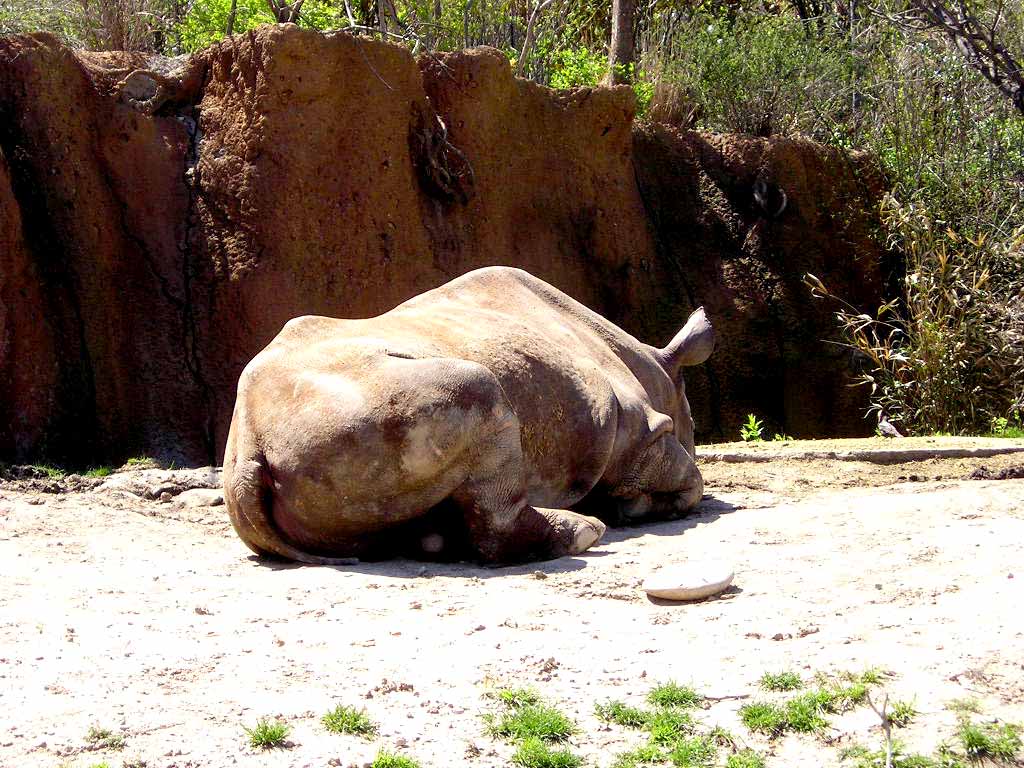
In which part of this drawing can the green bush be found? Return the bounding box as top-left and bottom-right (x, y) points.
(174, 0), (344, 52)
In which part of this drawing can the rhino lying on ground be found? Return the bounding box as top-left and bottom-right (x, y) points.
(223, 266), (714, 564)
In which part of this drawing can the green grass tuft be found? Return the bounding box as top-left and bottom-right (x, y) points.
(84, 466), (114, 477)
(946, 698), (984, 715)
(646, 708), (696, 745)
(595, 700), (651, 728)
(322, 704), (377, 736)
(739, 683), (868, 738)
(611, 744), (666, 768)
(244, 719), (290, 749)
(667, 734), (717, 767)
(85, 726), (125, 751)
(648, 682), (703, 709)
(706, 726), (737, 748)
(511, 736), (584, 768)
(29, 464), (66, 479)
(372, 751), (422, 768)
(851, 668), (886, 686)
(890, 700), (917, 728)
(840, 743), (945, 768)
(957, 719), (1021, 762)
(485, 703), (577, 742)
(726, 750), (767, 768)
(739, 701), (788, 736)
(825, 682), (870, 712)
(759, 671), (803, 692)
(495, 687), (543, 709)
(780, 693), (831, 733)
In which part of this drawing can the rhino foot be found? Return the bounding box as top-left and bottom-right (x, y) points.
(571, 516), (606, 554)
(535, 508), (605, 556)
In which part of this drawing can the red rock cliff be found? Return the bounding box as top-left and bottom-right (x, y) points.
(0, 25), (888, 465)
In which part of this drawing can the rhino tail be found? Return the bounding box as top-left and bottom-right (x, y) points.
(228, 453), (359, 567)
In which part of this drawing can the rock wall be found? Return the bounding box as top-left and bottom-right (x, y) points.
(0, 25), (889, 465)
(633, 125), (892, 440)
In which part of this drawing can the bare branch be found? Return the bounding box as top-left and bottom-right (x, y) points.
(866, 691), (893, 768)
(515, 0), (554, 78)
(886, 0), (1024, 113)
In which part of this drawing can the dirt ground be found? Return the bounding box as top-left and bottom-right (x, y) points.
(2, 437), (1023, 768)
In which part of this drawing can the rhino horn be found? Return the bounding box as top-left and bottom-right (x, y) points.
(657, 307), (714, 373)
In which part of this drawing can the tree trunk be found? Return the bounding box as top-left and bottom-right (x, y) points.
(607, 0), (637, 85)
(226, 0), (238, 35)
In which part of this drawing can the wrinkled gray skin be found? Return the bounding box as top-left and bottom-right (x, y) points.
(223, 267), (714, 564)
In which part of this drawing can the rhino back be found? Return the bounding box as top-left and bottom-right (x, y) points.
(362, 268), (672, 507)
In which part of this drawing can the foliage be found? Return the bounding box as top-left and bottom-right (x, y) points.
(488, 703), (576, 742)
(372, 751), (422, 768)
(0, 0), (175, 49)
(27, 464), (66, 479)
(175, 0), (344, 51)
(739, 414), (764, 442)
(647, 682), (703, 710)
(485, 702), (576, 742)
(841, 742), (947, 768)
(486, 689), (583, 768)
(600, 683), (766, 768)
(946, 698), (984, 715)
(322, 704), (378, 736)
(595, 700), (652, 728)
(956, 718), (1022, 762)
(807, 197), (1024, 435)
(666, 734), (718, 767)
(243, 719), (290, 749)
(759, 671), (803, 692)
(725, 751), (766, 768)
(548, 46), (606, 89)
(86, 726), (126, 751)
(611, 744), (666, 768)
(989, 412), (1024, 438)
(646, 708), (697, 745)
(649, 10), (856, 137)
(889, 699), (917, 728)
(511, 736), (584, 768)
(740, 680), (872, 737)
(842, 717), (1022, 768)
(494, 687), (542, 709)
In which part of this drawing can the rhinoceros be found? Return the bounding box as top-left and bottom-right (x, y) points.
(223, 266), (714, 564)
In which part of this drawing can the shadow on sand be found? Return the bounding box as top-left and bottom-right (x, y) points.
(249, 494), (742, 581)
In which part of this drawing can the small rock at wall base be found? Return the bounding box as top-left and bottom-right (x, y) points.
(642, 562), (734, 601)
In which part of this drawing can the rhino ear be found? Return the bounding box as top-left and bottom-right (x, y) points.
(658, 307), (714, 373)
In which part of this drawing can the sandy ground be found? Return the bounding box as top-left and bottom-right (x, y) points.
(2, 438), (1024, 768)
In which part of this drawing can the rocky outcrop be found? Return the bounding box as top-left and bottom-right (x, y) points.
(0, 25), (888, 465)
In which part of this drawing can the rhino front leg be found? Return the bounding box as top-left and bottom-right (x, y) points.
(453, 417), (605, 563)
(461, 495), (606, 564)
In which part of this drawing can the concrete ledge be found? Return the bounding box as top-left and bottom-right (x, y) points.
(697, 437), (1024, 465)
